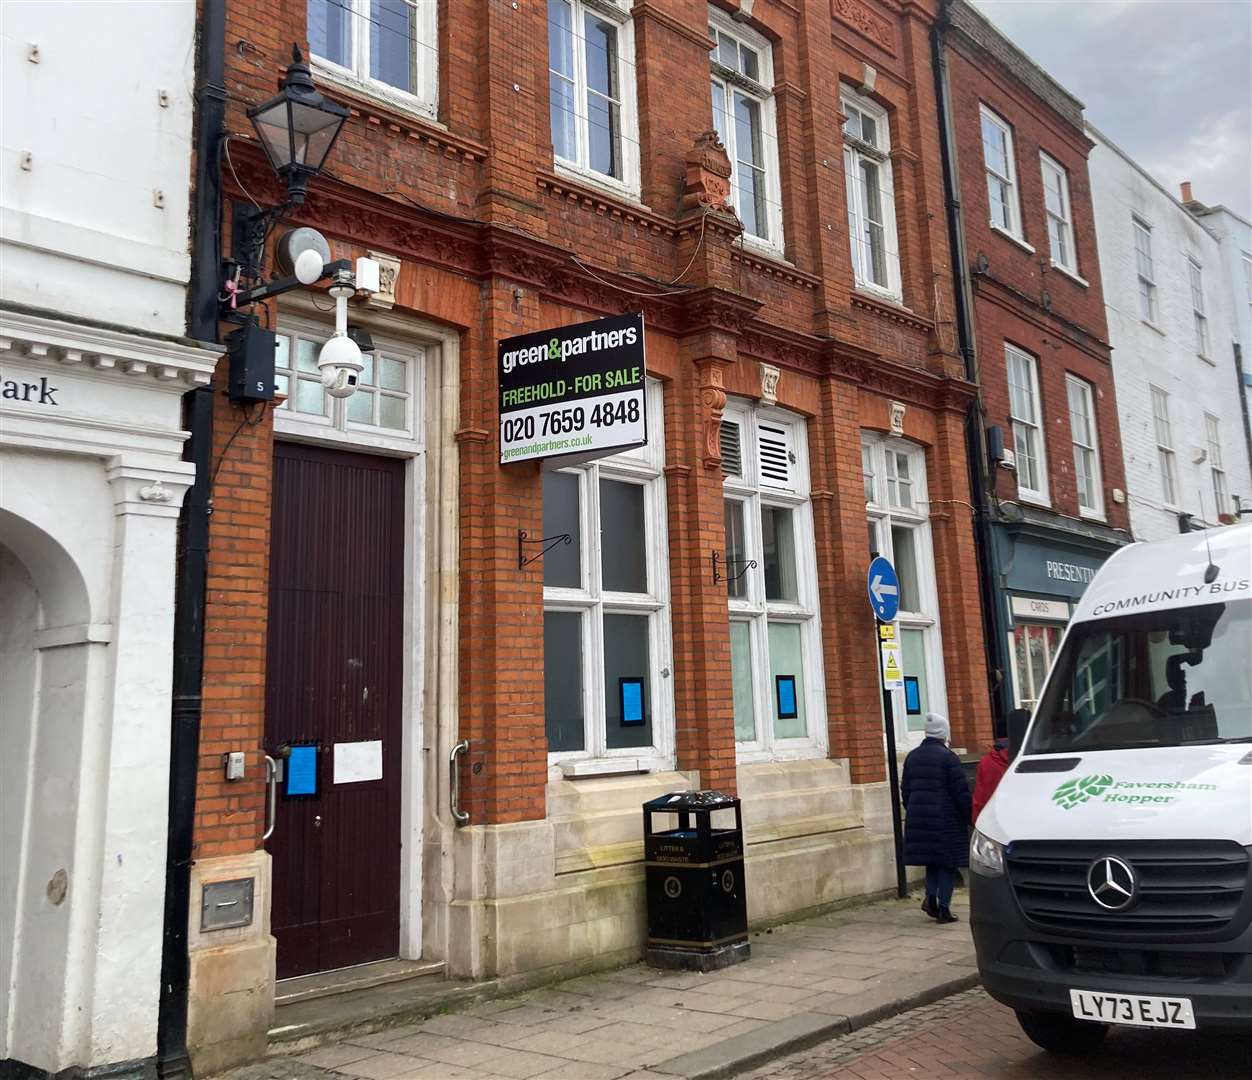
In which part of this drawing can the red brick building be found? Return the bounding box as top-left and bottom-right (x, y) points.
(938, 0), (1129, 723)
(184, 1), (993, 1068)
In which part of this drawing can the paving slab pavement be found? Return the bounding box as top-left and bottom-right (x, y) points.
(217, 893), (974, 1080)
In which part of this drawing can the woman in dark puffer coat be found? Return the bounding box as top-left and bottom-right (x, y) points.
(901, 712), (972, 924)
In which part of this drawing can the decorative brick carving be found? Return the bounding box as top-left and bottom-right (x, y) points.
(831, 0), (894, 53)
(682, 130), (733, 212)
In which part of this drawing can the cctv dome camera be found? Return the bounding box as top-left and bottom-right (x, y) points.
(318, 331), (364, 399)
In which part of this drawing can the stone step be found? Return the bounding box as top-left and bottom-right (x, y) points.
(274, 958), (446, 1008)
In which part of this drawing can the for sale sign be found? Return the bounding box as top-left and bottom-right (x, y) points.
(499, 312), (647, 465)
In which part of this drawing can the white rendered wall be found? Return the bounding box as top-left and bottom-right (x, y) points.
(0, 1), (196, 335)
(1087, 128), (1252, 541)
(1193, 205), (1252, 454)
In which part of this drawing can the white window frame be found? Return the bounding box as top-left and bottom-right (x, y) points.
(1040, 152), (1078, 276)
(547, 0), (641, 198)
(1151, 385), (1178, 508)
(863, 434), (948, 749)
(1005, 344), (1049, 505)
(842, 89), (902, 300)
(273, 311), (423, 449)
(1065, 374), (1104, 520)
(980, 104), (1023, 241)
(1132, 216), (1158, 324)
(308, 0), (438, 119)
(1187, 256), (1210, 359)
(709, 7), (784, 253)
(543, 380), (672, 773)
(721, 400), (826, 762)
(1205, 413), (1229, 518)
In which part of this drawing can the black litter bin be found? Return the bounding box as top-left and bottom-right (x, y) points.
(643, 790), (749, 971)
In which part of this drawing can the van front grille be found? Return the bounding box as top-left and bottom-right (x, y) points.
(1005, 840), (1250, 943)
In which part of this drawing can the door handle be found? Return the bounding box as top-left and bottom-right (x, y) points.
(450, 739), (469, 826)
(262, 755), (278, 841)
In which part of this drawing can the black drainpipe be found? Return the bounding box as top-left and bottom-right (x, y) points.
(158, 0), (225, 1074)
(931, 1), (1012, 733)
(1233, 342), (1252, 517)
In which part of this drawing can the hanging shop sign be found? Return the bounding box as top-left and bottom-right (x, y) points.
(499, 312), (647, 466)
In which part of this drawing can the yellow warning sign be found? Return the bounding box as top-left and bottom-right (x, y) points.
(878, 623), (896, 641)
(881, 641), (904, 689)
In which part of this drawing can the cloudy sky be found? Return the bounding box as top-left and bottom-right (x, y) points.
(971, 0), (1252, 219)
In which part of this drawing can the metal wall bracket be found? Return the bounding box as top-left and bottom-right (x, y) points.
(711, 549), (756, 585)
(519, 529), (572, 569)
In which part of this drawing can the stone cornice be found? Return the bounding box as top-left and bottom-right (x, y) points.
(0, 306), (219, 387)
(537, 171), (677, 236)
(730, 247), (822, 291)
(850, 290), (934, 333)
(330, 91), (489, 164)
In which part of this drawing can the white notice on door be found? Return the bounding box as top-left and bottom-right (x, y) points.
(333, 740), (383, 784)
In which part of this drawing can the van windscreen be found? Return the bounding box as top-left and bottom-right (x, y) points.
(1025, 598), (1252, 754)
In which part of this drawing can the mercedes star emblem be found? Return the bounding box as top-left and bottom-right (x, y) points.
(1087, 855), (1137, 910)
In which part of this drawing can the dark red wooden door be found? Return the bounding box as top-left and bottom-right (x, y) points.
(265, 442), (405, 979)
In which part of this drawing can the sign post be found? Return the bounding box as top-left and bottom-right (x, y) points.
(867, 555), (907, 900)
(498, 312), (647, 466)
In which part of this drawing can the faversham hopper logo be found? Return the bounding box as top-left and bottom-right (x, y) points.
(1052, 775), (1114, 810)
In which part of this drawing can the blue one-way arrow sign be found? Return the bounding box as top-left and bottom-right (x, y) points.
(867, 556), (900, 622)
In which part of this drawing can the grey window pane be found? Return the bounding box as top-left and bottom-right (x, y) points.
(891, 524), (921, 612)
(734, 93), (762, 167)
(543, 471), (581, 588)
(587, 92), (621, 178)
(545, 611), (584, 752)
(761, 506), (797, 602)
(308, 0), (351, 68)
(346, 387), (373, 422)
(739, 45), (759, 81)
(370, 0), (414, 92)
(379, 355), (405, 390)
(600, 479), (646, 592)
(296, 337), (320, 372)
(550, 73), (577, 161)
(295, 377), (326, 415)
(379, 395), (406, 430)
(584, 14), (618, 98)
(768, 622), (806, 739)
(724, 500), (748, 600)
(730, 621), (755, 742)
(605, 613), (651, 749)
(548, 0), (575, 77)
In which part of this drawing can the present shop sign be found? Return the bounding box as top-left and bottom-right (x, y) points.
(499, 312), (646, 465)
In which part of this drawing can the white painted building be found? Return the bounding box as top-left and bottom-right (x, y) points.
(1086, 125), (1252, 542)
(0, 3), (219, 1075)
(1182, 191), (1252, 475)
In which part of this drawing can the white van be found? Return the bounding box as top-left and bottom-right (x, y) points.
(970, 523), (1252, 1053)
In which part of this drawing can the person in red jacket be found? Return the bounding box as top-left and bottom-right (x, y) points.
(971, 727), (1010, 826)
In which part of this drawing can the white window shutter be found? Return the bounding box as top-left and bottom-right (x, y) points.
(720, 419), (743, 478)
(756, 419), (796, 490)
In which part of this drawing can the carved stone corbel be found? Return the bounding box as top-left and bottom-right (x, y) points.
(759, 363), (780, 406)
(697, 359), (729, 470)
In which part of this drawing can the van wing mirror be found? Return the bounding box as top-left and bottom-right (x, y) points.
(1007, 709), (1031, 761)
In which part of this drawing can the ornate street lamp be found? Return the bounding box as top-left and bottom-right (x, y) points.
(247, 45), (348, 206)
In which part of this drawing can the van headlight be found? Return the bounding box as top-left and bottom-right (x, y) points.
(970, 829), (1006, 877)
